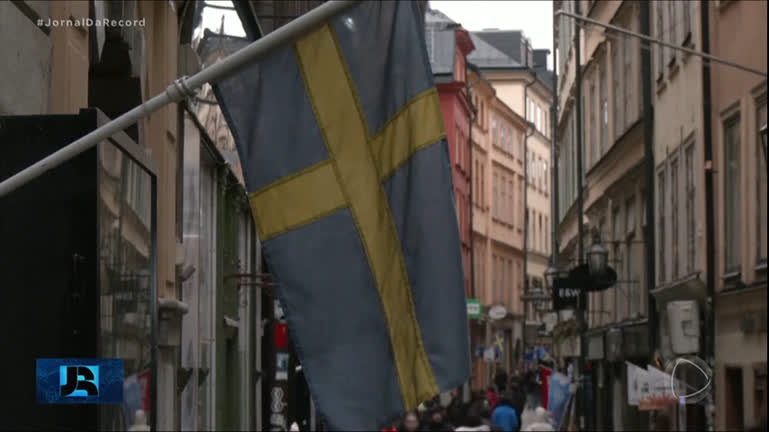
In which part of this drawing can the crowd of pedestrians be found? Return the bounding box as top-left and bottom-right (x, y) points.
(385, 368), (555, 432)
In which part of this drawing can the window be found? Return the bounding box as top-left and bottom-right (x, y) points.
(527, 153), (531, 185)
(613, 206), (622, 244)
(493, 173), (499, 218)
(473, 159), (481, 205)
(656, 3), (664, 79)
(456, 129), (462, 169)
(493, 255), (499, 301)
(724, 116), (741, 273)
(612, 208), (622, 320)
(480, 164), (485, 207)
(612, 41), (622, 137)
(507, 260), (513, 307)
(537, 106), (542, 133)
(539, 214), (543, 252)
(493, 116), (498, 147)
(531, 101), (536, 123)
(519, 178), (524, 228)
(755, 365), (767, 426)
(499, 257), (505, 302)
(628, 240), (638, 317)
(671, 157), (679, 279)
(624, 30), (633, 126)
(757, 99), (767, 265)
(509, 179), (514, 226)
(512, 128), (518, 158)
(685, 143), (696, 274)
(590, 81), (598, 166)
(600, 60), (608, 157)
(425, 27), (435, 62)
(658, 169), (666, 283)
(627, 196), (636, 237)
(683, 0), (692, 43)
(526, 97), (531, 121)
(501, 176), (507, 223)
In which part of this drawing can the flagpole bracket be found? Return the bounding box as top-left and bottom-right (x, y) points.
(166, 76), (196, 103)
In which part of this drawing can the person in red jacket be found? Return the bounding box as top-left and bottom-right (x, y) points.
(486, 385), (499, 411)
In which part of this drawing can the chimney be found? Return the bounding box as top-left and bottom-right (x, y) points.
(533, 49), (550, 70)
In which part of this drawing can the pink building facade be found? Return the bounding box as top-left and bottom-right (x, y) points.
(436, 28), (475, 296)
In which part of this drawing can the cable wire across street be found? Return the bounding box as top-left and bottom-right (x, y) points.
(555, 9), (767, 78)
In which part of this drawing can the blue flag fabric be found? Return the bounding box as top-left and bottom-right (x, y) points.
(214, 1), (469, 429)
(547, 371), (571, 427)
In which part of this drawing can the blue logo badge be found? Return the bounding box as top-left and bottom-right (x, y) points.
(37, 358), (123, 404)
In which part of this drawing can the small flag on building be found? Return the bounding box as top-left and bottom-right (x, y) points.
(213, 1), (469, 429)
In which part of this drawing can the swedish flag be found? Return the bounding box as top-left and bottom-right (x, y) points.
(214, 2), (469, 429)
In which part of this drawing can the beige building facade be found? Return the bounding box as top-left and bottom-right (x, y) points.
(709, 1), (767, 430)
(554, 1), (650, 430)
(467, 30), (555, 359)
(469, 68), (527, 386)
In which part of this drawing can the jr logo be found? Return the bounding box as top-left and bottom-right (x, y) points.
(60, 365), (99, 397)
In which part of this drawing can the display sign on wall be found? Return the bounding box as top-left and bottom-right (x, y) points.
(466, 299), (482, 319)
(552, 277), (579, 311)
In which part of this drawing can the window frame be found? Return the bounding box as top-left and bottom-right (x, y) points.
(658, 165), (667, 283)
(755, 94), (768, 267)
(509, 178), (514, 226)
(685, 141), (696, 274)
(600, 61), (608, 157)
(667, 1), (677, 67)
(493, 172), (499, 219)
(623, 22), (634, 126)
(590, 78), (598, 167)
(723, 113), (742, 275)
(612, 38), (622, 139)
(655, 2), (664, 80)
(670, 155), (680, 279)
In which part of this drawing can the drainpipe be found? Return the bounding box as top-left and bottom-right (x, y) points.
(701, 3), (716, 430)
(574, 1), (586, 430)
(551, 10), (559, 291)
(522, 74), (537, 363)
(467, 69), (481, 300)
(551, 13), (560, 337)
(466, 69), (479, 394)
(640, 4), (658, 430)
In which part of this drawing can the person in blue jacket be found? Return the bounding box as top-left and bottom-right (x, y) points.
(491, 395), (519, 432)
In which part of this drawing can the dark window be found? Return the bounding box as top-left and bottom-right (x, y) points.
(724, 116), (741, 273)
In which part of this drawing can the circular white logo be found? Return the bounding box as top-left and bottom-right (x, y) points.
(665, 355), (713, 405)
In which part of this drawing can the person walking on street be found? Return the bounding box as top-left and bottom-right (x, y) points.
(491, 395), (519, 432)
(486, 386), (499, 412)
(495, 368), (509, 394)
(520, 407), (553, 432)
(426, 404), (455, 431)
(446, 388), (466, 427)
(398, 410), (421, 432)
(455, 400), (492, 432)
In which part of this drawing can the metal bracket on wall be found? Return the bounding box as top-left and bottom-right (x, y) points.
(177, 367), (194, 393)
(223, 272), (278, 297)
(198, 367), (210, 386)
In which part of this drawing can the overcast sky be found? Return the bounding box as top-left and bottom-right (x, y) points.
(201, 1), (555, 68)
(429, 1), (554, 68)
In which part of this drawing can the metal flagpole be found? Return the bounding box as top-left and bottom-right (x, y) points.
(0, 0), (360, 199)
